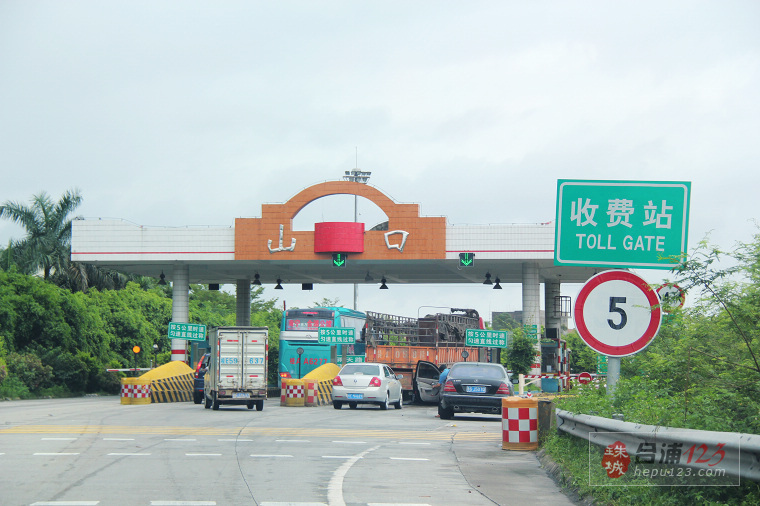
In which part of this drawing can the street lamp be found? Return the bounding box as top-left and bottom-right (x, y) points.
(342, 168), (372, 309)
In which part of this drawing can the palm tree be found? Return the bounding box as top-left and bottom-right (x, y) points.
(0, 189), (82, 280)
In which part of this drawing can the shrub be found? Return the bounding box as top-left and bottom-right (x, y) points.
(6, 352), (53, 391)
(42, 350), (87, 393)
(0, 375), (31, 399)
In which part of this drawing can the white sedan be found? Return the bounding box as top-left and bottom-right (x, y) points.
(332, 363), (404, 410)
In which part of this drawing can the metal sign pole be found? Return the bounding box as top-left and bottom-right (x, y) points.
(607, 357), (621, 395)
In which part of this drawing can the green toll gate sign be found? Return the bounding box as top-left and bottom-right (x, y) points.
(459, 252), (474, 267)
(555, 180), (691, 269)
(332, 253), (347, 267)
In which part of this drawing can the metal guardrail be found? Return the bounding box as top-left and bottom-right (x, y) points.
(556, 409), (760, 481)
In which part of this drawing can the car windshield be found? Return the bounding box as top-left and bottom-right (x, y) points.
(450, 364), (505, 380)
(340, 364), (381, 375)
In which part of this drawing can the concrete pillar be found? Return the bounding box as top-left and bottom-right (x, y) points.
(521, 262), (541, 379)
(236, 280), (252, 326)
(170, 264), (190, 362)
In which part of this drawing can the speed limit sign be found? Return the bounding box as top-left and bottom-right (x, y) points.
(574, 270), (662, 357)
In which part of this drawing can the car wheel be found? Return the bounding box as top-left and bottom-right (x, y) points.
(193, 391), (203, 405)
(438, 403), (454, 419)
(247, 401), (254, 409)
(255, 400), (264, 411)
(348, 402), (358, 409)
(212, 392), (220, 411)
(394, 394), (403, 410)
(380, 393), (389, 410)
(204, 392), (211, 409)
(333, 401), (343, 409)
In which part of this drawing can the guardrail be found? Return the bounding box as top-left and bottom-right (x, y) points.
(556, 409), (760, 481)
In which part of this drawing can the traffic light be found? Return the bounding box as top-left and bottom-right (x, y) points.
(459, 252), (474, 267)
(332, 253), (347, 267)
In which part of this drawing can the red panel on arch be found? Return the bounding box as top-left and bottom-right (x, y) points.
(314, 222), (365, 253)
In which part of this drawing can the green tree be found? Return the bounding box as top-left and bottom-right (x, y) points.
(0, 189), (82, 280)
(505, 328), (535, 376)
(563, 329), (597, 374)
(313, 297), (341, 308)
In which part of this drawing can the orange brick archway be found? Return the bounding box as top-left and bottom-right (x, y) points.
(235, 181), (446, 261)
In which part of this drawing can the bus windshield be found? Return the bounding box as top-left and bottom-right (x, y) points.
(284, 309), (335, 331)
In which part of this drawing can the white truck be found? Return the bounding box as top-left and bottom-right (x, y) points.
(203, 326), (268, 411)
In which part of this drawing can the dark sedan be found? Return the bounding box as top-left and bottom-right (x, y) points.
(438, 362), (513, 419)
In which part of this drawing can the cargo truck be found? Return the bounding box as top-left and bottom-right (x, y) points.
(363, 309), (487, 403)
(203, 326), (268, 411)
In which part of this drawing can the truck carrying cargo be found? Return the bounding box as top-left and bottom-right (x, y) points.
(203, 326), (268, 411)
(363, 309), (486, 403)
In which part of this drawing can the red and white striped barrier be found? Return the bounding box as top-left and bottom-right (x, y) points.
(502, 396), (538, 451)
(280, 379), (305, 407)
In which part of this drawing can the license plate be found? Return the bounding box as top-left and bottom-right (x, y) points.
(233, 392), (250, 399)
(347, 393), (363, 400)
(465, 385), (487, 394)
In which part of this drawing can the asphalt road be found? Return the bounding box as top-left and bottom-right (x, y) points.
(0, 396), (574, 505)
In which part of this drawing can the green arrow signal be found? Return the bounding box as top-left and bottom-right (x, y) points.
(459, 252), (474, 267)
(332, 253), (347, 267)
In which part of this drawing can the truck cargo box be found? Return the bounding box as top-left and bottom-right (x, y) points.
(204, 326), (268, 411)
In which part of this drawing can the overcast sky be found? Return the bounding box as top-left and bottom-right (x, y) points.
(1, 1), (758, 323)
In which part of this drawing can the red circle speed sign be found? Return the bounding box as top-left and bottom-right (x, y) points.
(574, 270), (662, 357)
(657, 283), (685, 313)
(577, 372), (593, 384)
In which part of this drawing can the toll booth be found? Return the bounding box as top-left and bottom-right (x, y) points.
(190, 340), (209, 369)
(540, 335), (569, 392)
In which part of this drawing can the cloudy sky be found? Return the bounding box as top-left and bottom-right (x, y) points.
(1, 1), (758, 323)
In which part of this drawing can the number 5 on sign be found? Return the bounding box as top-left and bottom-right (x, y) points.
(574, 270), (662, 357)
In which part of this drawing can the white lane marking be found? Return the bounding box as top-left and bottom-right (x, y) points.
(31, 502), (100, 505)
(150, 501), (216, 506)
(103, 438), (134, 441)
(185, 453), (222, 456)
(33, 453), (80, 456)
(41, 437), (77, 440)
(250, 454), (293, 458)
(332, 440), (367, 444)
(164, 438), (197, 441)
(260, 503), (328, 506)
(150, 502), (216, 505)
(327, 445), (379, 506)
(259, 503), (327, 506)
(389, 457), (430, 461)
(107, 452), (151, 456)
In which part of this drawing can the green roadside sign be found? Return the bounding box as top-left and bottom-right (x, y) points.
(597, 354), (608, 374)
(318, 327), (355, 344)
(168, 322), (207, 341)
(555, 180), (690, 269)
(465, 329), (508, 348)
